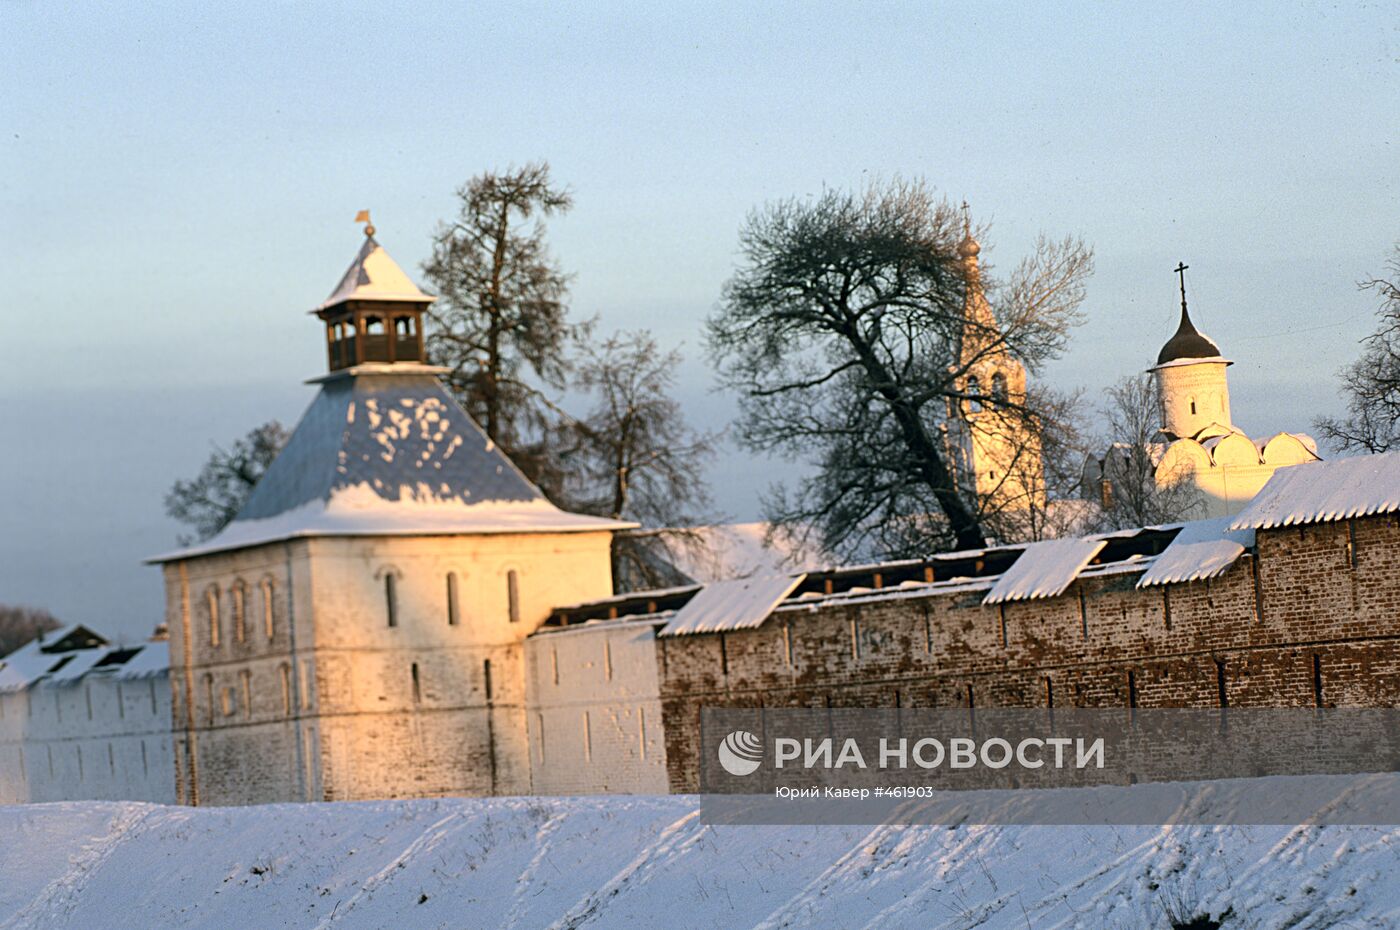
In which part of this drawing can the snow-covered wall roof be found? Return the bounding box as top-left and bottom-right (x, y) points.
(0, 627), (168, 692)
(1231, 451), (1400, 531)
(1136, 517), (1254, 587)
(983, 537), (1107, 605)
(658, 574), (806, 637)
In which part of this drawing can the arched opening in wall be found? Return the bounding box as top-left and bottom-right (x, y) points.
(231, 581), (246, 644)
(260, 578), (275, 640)
(446, 572), (460, 626)
(206, 587), (221, 648)
(411, 663), (421, 704)
(384, 573), (398, 628)
(279, 664), (292, 716)
(220, 687), (235, 717)
(991, 371), (1007, 403)
(507, 570), (520, 623)
(966, 375), (983, 412)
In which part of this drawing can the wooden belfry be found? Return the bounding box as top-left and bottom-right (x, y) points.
(315, 211), (436, 371)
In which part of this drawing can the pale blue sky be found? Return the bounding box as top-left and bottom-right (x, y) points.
(2, 2), (1396, 640)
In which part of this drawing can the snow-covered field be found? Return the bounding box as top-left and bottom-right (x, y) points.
(1, 793), (1398, 929)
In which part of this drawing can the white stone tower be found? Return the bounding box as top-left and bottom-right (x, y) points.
(1151, 262), (1234, 440)
(150, 217), (629, 805)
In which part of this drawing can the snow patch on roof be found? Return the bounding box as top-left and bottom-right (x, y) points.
(983, 537), (1108, 604)
(1230, 451), (1400, 531)
(1137, 517), (1253, 587)
(658, 574), (806, 637)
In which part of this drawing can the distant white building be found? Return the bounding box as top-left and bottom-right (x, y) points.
(1085, 268), (1319, 518)
(0, 625), (174, 803)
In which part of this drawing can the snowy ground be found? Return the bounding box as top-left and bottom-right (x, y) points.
(1, 792), (1398, 929)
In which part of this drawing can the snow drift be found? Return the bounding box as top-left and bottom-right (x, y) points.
(2, 786), (1399, 929)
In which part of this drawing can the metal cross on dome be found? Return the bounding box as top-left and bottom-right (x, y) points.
(1174, 261), (1189, 310)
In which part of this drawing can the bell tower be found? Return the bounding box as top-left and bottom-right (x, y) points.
(947, 211), (1045, 517)
(315, 212), (436, 372)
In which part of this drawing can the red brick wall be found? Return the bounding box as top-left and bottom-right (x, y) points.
(660, 514), (1400, 791)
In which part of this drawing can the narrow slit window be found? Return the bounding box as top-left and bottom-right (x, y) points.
(279, 665), (292, 716)
(411, 663), (421, 704)
(385, 573), (398, 628)
(207, 588), (221, 648)
(261, 579), (275, 640)
(446, 572), (460, 626)
(507, 570), (520, 623)
(232, 582), (246, 643)
(239, 669), (252, 719)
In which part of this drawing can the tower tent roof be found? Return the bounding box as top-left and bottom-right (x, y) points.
(316, 234), (435, 311)
(149, 371), (631, 561)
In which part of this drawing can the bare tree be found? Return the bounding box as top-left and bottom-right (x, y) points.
(1088, 374), (1202, 529)
(0, 604), (62, 657)
(550, 331), (717, 587)
(1316, 248), (1400, 453)
(164, 421), (289, 542)
(708, 179), (1092, 560)
(422, 162), (586, 481)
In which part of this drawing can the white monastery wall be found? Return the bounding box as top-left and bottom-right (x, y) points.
(0, 672), (175, 804)
(524, 618), (669, 795)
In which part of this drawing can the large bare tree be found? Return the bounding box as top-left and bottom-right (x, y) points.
(1316, 248), (1400, 453)
(550, 331), (717, 587)
(421, 162), (585, 481)
(1087, 374), (1202, 529)
(164, 421), (289, 542)
(708, 179), (1092, 559)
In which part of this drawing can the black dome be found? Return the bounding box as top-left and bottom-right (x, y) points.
(1156, 306), (1221, 364)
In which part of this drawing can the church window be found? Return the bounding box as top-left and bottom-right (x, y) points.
(507, 570), (520, 623)
(1189, 397), (1197, 415)
(991, 371), (1007, 402)
(231, 581), (246, 644)
(206, 587), (221, 648)
(411, 663), (421, 704)
(260, 578), (275, 640)
(966, 375), (983, 412)
(364, 315), (385, 335)
(446, 572), (460, 626)
(384, 573), (398, 628)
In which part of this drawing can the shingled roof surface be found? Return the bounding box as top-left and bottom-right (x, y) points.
(152, 372), (627, 560)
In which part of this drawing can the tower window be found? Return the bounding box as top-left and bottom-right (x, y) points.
(385, 573), (398, 628)
(260, 578), (275, 640)
(206, 587), (221, 648)
(991, 371), (1007, 402)
(411, 663), (421, 704)
(966, 375), (983, 412)
(394, 316), (416, 337)
(446, 572), (460, 626)
(507, 570), (520, 623)
(279, 664), (292, 716)
(231, 581), (246, 644)
(1189, 397), (1197, 415)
